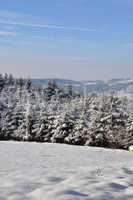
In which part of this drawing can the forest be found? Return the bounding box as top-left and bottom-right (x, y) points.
(0, 73), (133, 150)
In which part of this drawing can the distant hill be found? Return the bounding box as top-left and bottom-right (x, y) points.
(32, 78), (81, 87)
(32, 78), (133, 93)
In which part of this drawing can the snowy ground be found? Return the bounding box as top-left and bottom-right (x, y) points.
(0, 142), (133, 200)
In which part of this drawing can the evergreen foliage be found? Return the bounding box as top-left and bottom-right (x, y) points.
(0, 72), (132, 150)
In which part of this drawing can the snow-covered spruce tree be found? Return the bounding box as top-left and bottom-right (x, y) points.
(12, 102), (26, 140)
(122, 118), (133, 149)
(42, 97), (61, 143)
(124, 95), (133, 148)
(0, 111), (3, 140)
(15, 96), (30, 141)
(51, 112), (75, 143)
(0, 90), (9, 140)
(106, 93), (129, 149)
(0, 91), (15, 140)
(86, 93), (129, 149)
(0, 73), (5, 92)
(16, 77), (25, 89)
(20, 89), (49, 142)
(25, 78), (32, 92)
(0, 106), (6, 140)
(35, 110), (52, 142)
(64, 112), (89, 145)
(8, 74), (15, 86)
(1, 104), (16, 140)
(0, 87), (15, 139)
(1, 94), (27, 141)
(85, 94), (110, 147)
(3, 73), (8, 87)
(43, 80), (58, 101)
(20, 103), (38, 141)
(62, 95), (89, 145)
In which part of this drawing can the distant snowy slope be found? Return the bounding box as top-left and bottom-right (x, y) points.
(0, 142), (133, 200)
(31, 78), (133, 93)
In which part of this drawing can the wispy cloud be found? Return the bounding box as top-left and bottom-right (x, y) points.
(32, 36), (75, 43)
(0, 31), (18, 37)
(0, 11), (22, 18)
(0, 10), (32, 19)
(0, 20), (96, 32)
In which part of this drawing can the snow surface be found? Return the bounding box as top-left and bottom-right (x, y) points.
(0, 141), (133, 200)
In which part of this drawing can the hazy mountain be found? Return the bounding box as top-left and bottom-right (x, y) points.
(32, 78), (133, 93)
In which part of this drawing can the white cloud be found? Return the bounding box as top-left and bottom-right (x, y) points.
(0, 20), (96, 32)
(0, 10), (32, 19)
(0, 31), (17, 36)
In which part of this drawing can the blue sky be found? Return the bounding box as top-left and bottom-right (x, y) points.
(0, 0), (133, 80)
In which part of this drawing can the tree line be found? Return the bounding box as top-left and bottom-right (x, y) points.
(0, 73), (133, 150)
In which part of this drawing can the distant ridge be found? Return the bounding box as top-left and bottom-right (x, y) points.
(32, 78), (133, 93)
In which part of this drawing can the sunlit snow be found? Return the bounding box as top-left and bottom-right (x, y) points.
(0, 141), (133, 200)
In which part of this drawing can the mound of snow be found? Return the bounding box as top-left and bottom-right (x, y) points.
(0, 141), (133, 200)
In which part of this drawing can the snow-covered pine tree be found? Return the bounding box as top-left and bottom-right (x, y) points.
(2, 104), (16, 140)
(25, 78), (32, 92)
(0, 73), (5, 92)
(51, 112), (74, 143)
(8, 74), (14, 86)
(85, 97), (109, 147)
(23, 103), (38, 141)
(107, 93), (129, 148)
(35, 110), (51, 142)
(4, 73), (8, 87)
(123, 118), (133, 149)
(12, 102), (26, 140)
(65, 112), (88, 145)
(43, 80), (58, 101)
(0, 111), (3, 140)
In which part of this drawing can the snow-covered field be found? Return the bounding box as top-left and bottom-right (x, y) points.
(0, 142), (133, 200)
